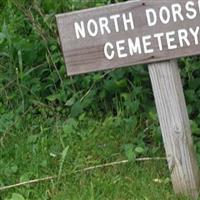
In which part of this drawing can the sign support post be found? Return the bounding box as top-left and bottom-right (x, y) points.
(148, 60), (199, 199)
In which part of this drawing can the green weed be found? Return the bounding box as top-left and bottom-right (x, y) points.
(0, 0), (200, 199)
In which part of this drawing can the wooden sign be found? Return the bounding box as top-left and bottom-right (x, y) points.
(56, 0), (200, 75)
(56, 1), (200, 199)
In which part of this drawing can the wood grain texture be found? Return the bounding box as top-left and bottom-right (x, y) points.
(148, 60), (200, 199)
(56, 0), (200, 75)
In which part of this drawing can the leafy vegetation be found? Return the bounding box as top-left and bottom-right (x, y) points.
(0, 0), (200, 199)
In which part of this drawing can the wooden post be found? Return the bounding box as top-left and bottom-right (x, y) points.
(148, 60), (200, 199)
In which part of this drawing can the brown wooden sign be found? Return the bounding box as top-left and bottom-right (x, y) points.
(56, 1), (200, 198)
(56, 0), (200, 75)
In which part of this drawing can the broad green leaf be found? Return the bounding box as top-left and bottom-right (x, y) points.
(135, 147), (145, 154)
(10, 193), (25, 200)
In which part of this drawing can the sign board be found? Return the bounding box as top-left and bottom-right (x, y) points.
(56, 0), (200, 75)
(56, 1), (200, 198)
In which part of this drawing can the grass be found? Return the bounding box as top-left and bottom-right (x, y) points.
(1, 1), (200, 199)
(0, 111), (194, 200)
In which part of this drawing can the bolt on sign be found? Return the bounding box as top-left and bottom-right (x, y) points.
(56, 1), (200, 199)
(56, 0), (200, 75)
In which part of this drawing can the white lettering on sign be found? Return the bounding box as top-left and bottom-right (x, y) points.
(146, 1), (200, 26)
(159, 6), (171, 24)
(74, 12), (135, 39)
(104, 26), (199, 59)
(56, 0), (200, 75)
(146, 9), (157, 26)
(122, 12), (135, 31)
(190, 26), (200, 45)
(154, 33), (164, 51)
(186, 1), (197, 19)
(128, 38), (142, 55)
(74, 21), (85, 39)
(73, 1), (200, 60)
(143, 35), (154, 54)
(104, 42), (114, 60)
(171, 4), (184, 22)
(99, 17), (111, 35)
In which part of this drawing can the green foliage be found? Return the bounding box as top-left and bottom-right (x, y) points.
(6, 193), (25, 200)
(0, 0), (152, 118)
(58, 146), (69, 181)
(0, 0), (160, 159)
(0, 0), (200, 199)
